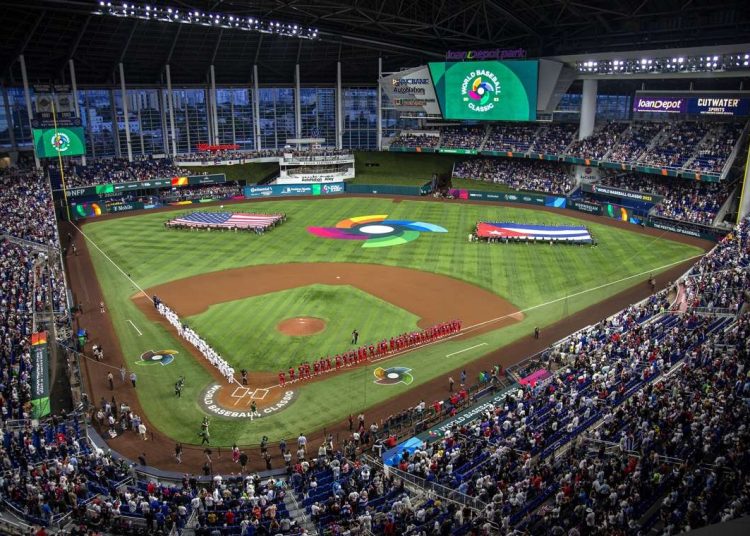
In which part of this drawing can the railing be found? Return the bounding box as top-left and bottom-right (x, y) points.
(0, 515), (29, 536)
(719, 119), (750, 181)
(691, 306), (737, 316)
(282, 154), (353, 164)
(364, 454), (486, 511)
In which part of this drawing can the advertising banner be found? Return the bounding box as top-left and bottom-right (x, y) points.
(633, 95), (688, 114)
(633, 92), (750, 117)
(379, 65), (442, 116)
(448, 189), (546, 205)
(33, 126), (86, 157)
(30, 332), (51, 418)
(582, 183), (663, 203)
(64, 174), (226, 197)
(438, 148), (478, 155)
(568, 199), (602, 215)
(428, 60), (538, 121)
(691, 96), (750, 116)
(244, 183), (346, 198)
(603, 203), (642, 224)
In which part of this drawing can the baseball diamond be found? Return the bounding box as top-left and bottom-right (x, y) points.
(2, 4), (749, 535)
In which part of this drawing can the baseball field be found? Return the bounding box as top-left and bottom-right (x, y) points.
(73, 195), (704, 448)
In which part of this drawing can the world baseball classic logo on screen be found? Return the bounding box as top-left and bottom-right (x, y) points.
(461, 70), (501, 113)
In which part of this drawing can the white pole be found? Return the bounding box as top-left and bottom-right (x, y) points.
(118, 63), (133, 161)
(69, 59), (86, 165)
(377, 57), (383, 151)
(253, 64), (261, 151)
(295, 64), (302, 146)
(137, 97), (145, 156)
(336, 61), (343, 150)
(166, 64), (177, 155)
(19, 55), (40, 168)
(210, 65), (219, 144)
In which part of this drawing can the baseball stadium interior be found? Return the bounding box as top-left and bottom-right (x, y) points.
(2, 0), (750, 535)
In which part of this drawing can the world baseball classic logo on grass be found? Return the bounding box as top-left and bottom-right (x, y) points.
(373, 366), (414, 385)
(308, 215), (447, 248)
(137, 349), (178, 366)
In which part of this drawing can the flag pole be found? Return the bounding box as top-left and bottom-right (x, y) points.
(51, 98), (72, 222)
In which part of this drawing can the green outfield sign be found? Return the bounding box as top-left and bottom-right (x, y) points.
(33, 126), (86, 158)
(428, 60), (538, 121)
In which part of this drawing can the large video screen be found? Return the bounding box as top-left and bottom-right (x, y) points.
(428, 60), (538, 121)
(32, 126), (86, 158)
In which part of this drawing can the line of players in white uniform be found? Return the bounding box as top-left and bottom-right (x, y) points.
(156, 301), (235, 384)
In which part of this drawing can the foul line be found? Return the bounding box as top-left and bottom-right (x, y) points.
(446, 343), (487, 357)
(72, 223), (245, 388)
(261, 251), (705, 390)
(127, 319), (143, 336)
(73, 222), (705, 393)
(71, 223), (153, 303)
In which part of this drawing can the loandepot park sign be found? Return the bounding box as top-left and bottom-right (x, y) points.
(446, 48), (527, 61)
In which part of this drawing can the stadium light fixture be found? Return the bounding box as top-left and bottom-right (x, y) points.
(576, 52), (750, 74)
(93, 0), (319, 40)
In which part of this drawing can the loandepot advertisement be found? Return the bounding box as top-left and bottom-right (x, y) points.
(32, 126), (86, 158)
(428, 60), (538, 121)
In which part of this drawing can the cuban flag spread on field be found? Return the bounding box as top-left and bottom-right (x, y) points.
(170, 212), (281, 229)
(476, 222), (593, 243)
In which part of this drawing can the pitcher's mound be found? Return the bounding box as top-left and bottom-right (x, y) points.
(276, 317), (326, 336)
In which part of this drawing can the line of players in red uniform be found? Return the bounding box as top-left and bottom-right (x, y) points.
(278, 319), (462, 386)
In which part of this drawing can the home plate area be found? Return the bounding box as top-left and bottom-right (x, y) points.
(230, 386), (269, 406)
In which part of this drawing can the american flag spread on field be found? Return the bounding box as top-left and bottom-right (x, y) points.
(476, 222), (593, 243)
(169, 212), (282, 229)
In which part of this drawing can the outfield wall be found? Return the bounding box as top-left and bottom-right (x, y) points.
(62, 178), (724, 241)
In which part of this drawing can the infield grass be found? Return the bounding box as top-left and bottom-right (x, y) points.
(186, 285), (420, 372)
(81, 197), (705, 445)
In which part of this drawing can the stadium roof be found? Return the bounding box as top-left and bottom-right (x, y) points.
(1, 0), (749, 86)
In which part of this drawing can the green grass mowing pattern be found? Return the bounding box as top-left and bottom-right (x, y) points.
(186, 285), (421, 372)
(82, 198), (704, 444)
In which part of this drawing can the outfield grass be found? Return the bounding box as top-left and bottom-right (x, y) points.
(187, 285), (420, 372)
(82, 197), (704, 444)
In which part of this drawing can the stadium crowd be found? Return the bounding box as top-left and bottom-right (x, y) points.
(453, 158), (575, 194)
(530, 124), (577, 155)
(59, 157), (187, 188)
(598, 172), (734, 226)
(483, 124), (536, 153)
(691, 122), (745, 173)
(681, 221), (750, 311)
(640, 122), (711, 169)
(0, 168), (61, 246)
(383, 217), (749, 535)
(390, 133), (440, 149)
(0, 149), (749, 535)
(175, 149), (281, 163)
(159, 183), (244, 202)
(565, 122), (629, 160)
(440, 126), (486, 149)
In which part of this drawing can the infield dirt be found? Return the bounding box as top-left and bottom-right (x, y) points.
(61, 196), (714, 474)
(276, 317), (327, 336)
